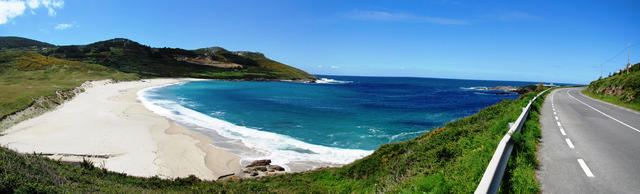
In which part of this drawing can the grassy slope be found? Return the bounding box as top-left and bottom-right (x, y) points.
(46, 39), (316, 81)
(0, 89), (547, 193)
(0, 36), (54, 49)
(0, 50), (138, 120)
(499, 89), (548, 193)
(584, 63), (640, 111)
(250, 57), (315, 80)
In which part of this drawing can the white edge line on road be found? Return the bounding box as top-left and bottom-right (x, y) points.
(555, 116), (559, 120)
(567, 90), (640, 134)
(565, 138), (575, 149)
(577, 159), (595, 177)
(557, 121), (562, 127)
(559, 127), (566, 136)
(578, 88), (640, 116)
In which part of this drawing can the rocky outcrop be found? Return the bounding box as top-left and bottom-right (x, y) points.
(598, 86), (624, 96)
(268, 165), (285, 171)
(175, 56), (243, 69)
(231, 159), (286, 179)
(247, 159), (271, 167)
(490, 86), (519, 92)
(596, 85), (635, 102)
(466, 85), (543, 95)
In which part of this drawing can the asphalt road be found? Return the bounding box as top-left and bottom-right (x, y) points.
(537, 87), (640, 193)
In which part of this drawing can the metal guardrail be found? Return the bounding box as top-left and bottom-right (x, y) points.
(475, 88), (551, 194)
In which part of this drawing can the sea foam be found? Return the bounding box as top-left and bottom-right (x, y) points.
(314, 78), (353, 84)
(137, 84), (373, 170)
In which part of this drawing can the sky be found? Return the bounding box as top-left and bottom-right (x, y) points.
(1, 0), (639, 84)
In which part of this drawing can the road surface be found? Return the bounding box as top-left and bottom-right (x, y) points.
(537, 87), (640, 193)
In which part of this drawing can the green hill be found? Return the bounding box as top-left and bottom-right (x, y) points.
(584, 63), (640, 111)
(0, 36), (55, 49)
(43, 38), (316, 81)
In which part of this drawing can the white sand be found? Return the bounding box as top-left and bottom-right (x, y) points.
(0, 79), (240, 180)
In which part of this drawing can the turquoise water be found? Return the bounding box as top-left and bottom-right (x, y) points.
(139, 76), (537, 168)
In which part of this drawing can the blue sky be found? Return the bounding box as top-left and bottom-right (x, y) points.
(1, 0), (639, 84)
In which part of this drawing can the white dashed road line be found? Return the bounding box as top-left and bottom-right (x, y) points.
(577, 159), (595, 177)
(565, 138), (575, 149)
(555, 90), (596, 178)
(559, 127), (566, 136)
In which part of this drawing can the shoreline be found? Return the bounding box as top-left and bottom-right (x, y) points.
(138, 81), (373, 173)
(0, 78), (240, 180)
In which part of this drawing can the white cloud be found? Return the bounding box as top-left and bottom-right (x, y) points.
(317, 65), (324, 68)
(0, 0), (27, 24)
(54, 22), (72, 30)
(51, 0), (62, 8)
(0, 0), (63, 24)
(345, 10), (468, 25)
(26, 0), (38, 8)
(330, 65), (340, 69)
(47, 7), (55, 15)
(42, 0), (63, 16)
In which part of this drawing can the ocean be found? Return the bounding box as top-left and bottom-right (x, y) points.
(138, 75), (539, 170)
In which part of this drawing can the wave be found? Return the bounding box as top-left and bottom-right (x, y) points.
(314, 78), (353, 84)
(388, 130), (429, 143)
(137, 86), (373, 171)
(460, 86), (489, 90)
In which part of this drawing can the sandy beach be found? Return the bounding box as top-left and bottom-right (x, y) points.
(0, 79), (240, 180)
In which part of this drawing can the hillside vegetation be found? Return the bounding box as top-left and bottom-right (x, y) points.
(0, 50), (138, 125)
(584, 63), (640, 111)
(42, 38), (316, 81)
(0, 36), (54, 49)
(0, 89), (547, 193)
(0, 36), (315, 81)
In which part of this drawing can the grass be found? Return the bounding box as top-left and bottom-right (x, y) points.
(499, 88), (549, 193)
(584, 63), (640, 112)
(0, 50), (138, 125)
(45, 38), (317, 81)
(582, 89), (640, 112)
(0, 87), (548, 193)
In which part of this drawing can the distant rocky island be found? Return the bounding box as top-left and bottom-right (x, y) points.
(468, 85), (540, 95)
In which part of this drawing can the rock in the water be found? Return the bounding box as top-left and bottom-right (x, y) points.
(247, 159), (271, 167)
(253, 166), (268, 172)
(268, 165), (285, 171)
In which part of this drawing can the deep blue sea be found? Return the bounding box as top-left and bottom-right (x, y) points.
(139, 75), (541, 168)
